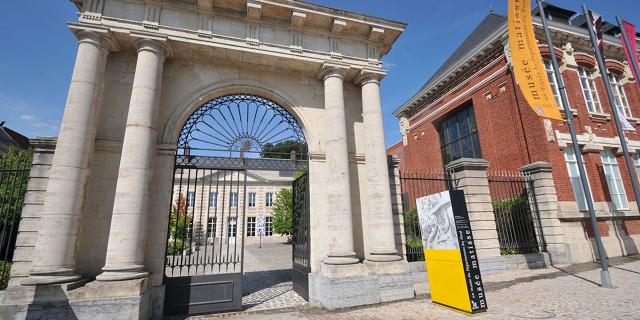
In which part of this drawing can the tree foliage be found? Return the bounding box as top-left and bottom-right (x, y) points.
(167, 194), (192, 255)
(0, 147), (32, 223)
(261, 140), (307, 160)
(271, 188), (293, 236)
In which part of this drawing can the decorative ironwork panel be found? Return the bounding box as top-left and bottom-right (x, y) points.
(291, 171), (310, 300)
(488, 171), (542, 255)
(177, 94), (307, 162)
(0, 148), (32, 290)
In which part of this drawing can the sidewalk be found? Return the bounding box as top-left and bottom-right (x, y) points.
(192, 256), (640, 320)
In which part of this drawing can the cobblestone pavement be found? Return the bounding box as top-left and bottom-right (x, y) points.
(241, 242), (307, 311)
(193, 256), (640, 320)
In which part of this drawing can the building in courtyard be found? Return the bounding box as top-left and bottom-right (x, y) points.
(390, 3), (640, 265)
(172, 168), (294, 245)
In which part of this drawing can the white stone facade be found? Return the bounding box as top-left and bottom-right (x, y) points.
(1, 0), (411, 318)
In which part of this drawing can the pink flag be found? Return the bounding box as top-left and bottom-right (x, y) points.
(621, 20), (640, 85)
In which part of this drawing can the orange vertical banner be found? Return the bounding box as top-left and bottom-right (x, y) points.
(508, 0), (563, 120)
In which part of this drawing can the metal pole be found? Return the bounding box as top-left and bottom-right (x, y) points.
(536, 0), (611, 287)
(582, 5), (640, 218)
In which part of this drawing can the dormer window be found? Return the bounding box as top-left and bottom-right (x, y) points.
(577, 66), (603, 114)
(608, 73), (632, 118)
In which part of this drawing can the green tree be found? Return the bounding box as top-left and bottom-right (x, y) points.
(0, 147), (32, 290)
(272, 188), (293, 238)
(0, 147), (32, 223)
(167, 194), (192, 255)
(261, 140), (307, 160)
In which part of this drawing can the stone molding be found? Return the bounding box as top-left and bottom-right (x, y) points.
(520, 161), (553, 174)
(355, 67), (386, 86)
(68, 22), (120, 52)
(445, 158), (490, 172)
(319, 61), (350, 80)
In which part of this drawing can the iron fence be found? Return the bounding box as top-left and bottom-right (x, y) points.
(0, 147), (32, 289)
(399, 171), (456, 262)
(488, 171), (541, 255)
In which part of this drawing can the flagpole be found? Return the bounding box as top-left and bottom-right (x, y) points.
(536, 0), (612, 288)
(617, 16), (640, 109)
(583, 4), (640, 223)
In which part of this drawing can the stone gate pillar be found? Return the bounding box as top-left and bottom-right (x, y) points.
(320, 62), (358, 265)
(25, 30), (111, 285)
(445, 158), (501, 259)
(357, 69), (401, 262)
(521, 162), (568, 263)
(97, 38), (168, 281)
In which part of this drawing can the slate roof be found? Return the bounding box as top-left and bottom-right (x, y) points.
(0, 123), (30, 151)
(417, 12), (507, 93)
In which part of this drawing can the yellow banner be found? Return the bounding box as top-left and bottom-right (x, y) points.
(508, 0), (562, 120)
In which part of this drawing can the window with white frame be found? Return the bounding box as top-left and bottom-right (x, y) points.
(207, 217), (216, 239)
(187, 192), (196, 208)
(246, 217), (256, 236)
(265, 217), (273, 236)
(228, 217), (237, 238)
(609, 73), (632, 118)
(209, 192), (217, 208)
(633, 154), (640, 183)
(248, 192), (256, 207)
(601, 149), (629, 210)
(543, 59), (563, 108)
(564, 148), (593, 211)
(230, 192), (238, 208)
(265, 192), (273, 207)
(577, 66), (602, 113)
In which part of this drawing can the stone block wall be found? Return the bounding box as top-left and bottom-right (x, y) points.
(8, 138), (55, 287)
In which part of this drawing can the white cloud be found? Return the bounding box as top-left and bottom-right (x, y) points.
(19, 114), (36, 121)
(383, 61), (398, 69)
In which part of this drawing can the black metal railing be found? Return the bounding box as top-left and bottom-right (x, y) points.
(488, 171), (541, 255)
(0, 147), (32, 289)
(399, 171), (456, 262)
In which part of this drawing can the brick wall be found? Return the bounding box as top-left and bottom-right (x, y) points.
(623, 218), (640, 236)
(583, 220), (610, 238)
(397, 49), (640, 207)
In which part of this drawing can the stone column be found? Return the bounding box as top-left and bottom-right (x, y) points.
(97, 39), (167, 281)
(521, 162), (568, 263)
(357, 70), (400, 262)
(387, 155), (407, 259)
(445, 158), (501, 258)
(321, 63), (358, 265)
(26, 31), (109, 285)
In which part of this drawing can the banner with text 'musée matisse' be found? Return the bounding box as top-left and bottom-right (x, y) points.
(508, 0), (563, 120)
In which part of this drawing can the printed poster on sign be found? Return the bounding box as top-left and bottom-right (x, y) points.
(256, 215), (266, 237)
(416, 190), (487, 314)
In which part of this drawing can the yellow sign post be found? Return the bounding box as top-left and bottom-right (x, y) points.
(416, 190), (487, 313)
(509, 0), (562, 120)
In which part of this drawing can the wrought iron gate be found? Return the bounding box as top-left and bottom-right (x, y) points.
(163, 94), (308, 316)
(291, 171), (310, 300)
(164, 158), (248, 315)
(488, 171), (541, 255)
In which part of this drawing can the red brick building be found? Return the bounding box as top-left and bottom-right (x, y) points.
(389, 4), (640, 261)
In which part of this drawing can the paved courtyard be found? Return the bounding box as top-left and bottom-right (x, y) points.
(241, 241), (307, 311)
(192, 256), (640, 320)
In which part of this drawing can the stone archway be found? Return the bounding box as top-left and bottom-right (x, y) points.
(162, 93), (310, 315)
(1, 1), (410, 319)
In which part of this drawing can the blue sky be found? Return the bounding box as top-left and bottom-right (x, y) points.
(1, 1), (639, 146)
